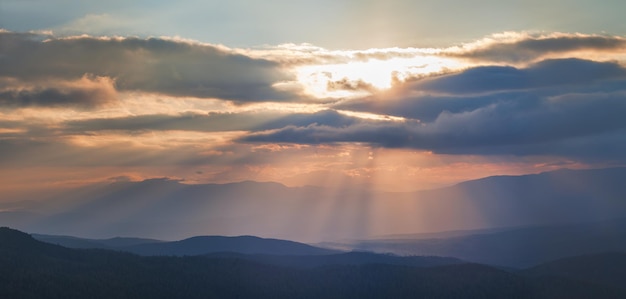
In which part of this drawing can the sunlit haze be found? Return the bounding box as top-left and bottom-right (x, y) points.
(1, 1), (626, 242)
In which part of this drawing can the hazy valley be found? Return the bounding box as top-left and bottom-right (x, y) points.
(3, 167), (626, 297)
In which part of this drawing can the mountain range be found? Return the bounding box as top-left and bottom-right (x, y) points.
(335, 217), (626, 267)
(2, 167), (626, 242)
(34, 233), (337, 256)
(32, 233), (462, 269)
(3, 227), (626, 298)
(34, 217), (626, 268)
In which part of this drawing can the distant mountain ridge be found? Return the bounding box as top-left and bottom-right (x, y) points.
(414, 166), (626, 230)
(342, 217), (626, 268)
(33, 233), (338, 256)
(3, 227), (626, 299)
(32, 234), (164, 249)
(122, 235), (339, 256)
(33, 217), (626, 269)
(32, 231), (462, 268)
(523, 252), (626, 291)
(3, 166), (626, 242)
(204, 251), (464, 269)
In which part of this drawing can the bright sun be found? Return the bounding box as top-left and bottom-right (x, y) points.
(294, 55), (461, 98)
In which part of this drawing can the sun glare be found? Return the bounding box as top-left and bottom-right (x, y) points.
(294, 55), (462, 98)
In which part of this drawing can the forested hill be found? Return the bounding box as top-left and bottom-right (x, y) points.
(2, 227), (626, 298)
(33, 233), (338, 256)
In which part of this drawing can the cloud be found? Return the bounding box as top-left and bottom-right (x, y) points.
(326, 78), (378, 93)
(247, 43), (438, 66)
(446, 32), (626, 63)
(0, 75), (117, 109)
(63, 112), (275, 133)
(0, 109), (362, 169)
(412, 58), (626, 95)
(0, 135), (229, 168)
(0, 31), (293, 102)
(61, 109), (359, 133)
(336, 58), (626, 122)
(2, 29), (626, 183)
(335, 93), (501, 123)
(244, 90), (626, 161)
(107, 175), (135, 183)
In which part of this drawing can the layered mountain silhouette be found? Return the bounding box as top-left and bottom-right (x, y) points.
(0, 168), (626, 252)
(34, 234), (337, 256)
(524, 252), (626, 291)
(3, 227), (626, 298)
(203, 251), (464, 269)
(340, 217), (626, 267)
(32, 233), (462, 268)
(2, 167), (626, 243)
(31, 216), (626, 269)
(33, 234), (163, 249)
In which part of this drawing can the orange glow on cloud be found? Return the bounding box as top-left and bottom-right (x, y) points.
(1, 29), (624, 205)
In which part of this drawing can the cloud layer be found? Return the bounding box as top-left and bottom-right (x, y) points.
(447, 33), (626, 63)
(0, 31), (292, 103)
(0, 75), (117, 109)
(246, 58), (626, 162)
(1, 30), (626, 193)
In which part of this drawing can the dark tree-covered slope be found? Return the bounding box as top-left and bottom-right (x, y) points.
(523, 252), (626, 291)
(2, 227), (626, 299)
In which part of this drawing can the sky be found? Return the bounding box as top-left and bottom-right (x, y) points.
(1, 0), (626, 199)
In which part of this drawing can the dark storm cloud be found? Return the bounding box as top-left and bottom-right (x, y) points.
(258, 109), (358, 130)
(242, 122), (419, 147)
(450, 34), (626, 63)
(335, 58), (626, 124)
(413, 58), (626, 95)
(244, 83), (626, 161)
(338, 81), (626, 125)
(62, 109), (359, 133)
(437, 129), (626, 161)
(335, 93), (506, 123)
(0, 31), (292, 102)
